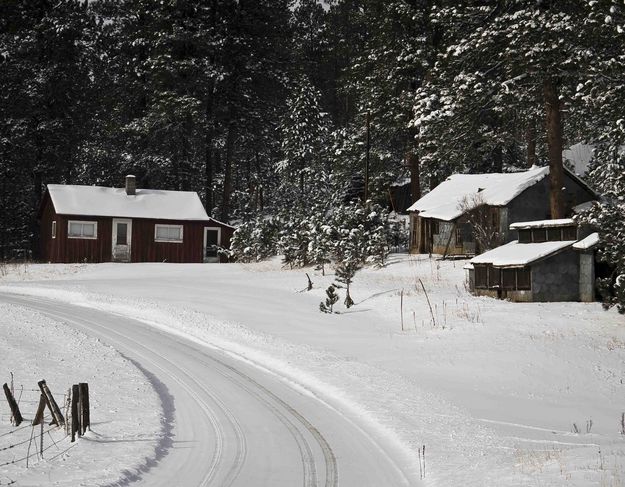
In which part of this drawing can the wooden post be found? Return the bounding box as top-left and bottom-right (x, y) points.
(32, 394), (46, 426)
(38, 380), (64, 426)
(79, 383), (90, 433)
(400, 289), (404, 331)
(64, 388), (71, 436)
(3, 383), (23, 426)
(40, 420), (44, 458)
(71, 385), (79, 442)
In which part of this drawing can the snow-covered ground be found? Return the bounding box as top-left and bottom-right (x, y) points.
(0, 255), (624, 486)
(0, 302), (162, 486)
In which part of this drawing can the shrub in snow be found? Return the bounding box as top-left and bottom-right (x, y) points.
(230, 217), (277, 263)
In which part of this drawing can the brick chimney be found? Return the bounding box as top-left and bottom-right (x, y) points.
(125, 175), (136, 196)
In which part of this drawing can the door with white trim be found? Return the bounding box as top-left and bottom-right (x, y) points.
(203, 227), (221, 263)
(112, 219), (132, 262)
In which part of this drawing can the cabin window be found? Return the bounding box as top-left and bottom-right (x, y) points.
(562, 226), (577, 240)
(502, 269), (516, 290)
(516, 268), (531, 290)
(490, 208), (499, 228)
(518, 229), (531, 243)
(155, 224), (183, 243)
(51, 221), (56, 239)
(455, 226), (463, 247)
(68, 220), (97, 239)
(431, 220), (439, 235)
(474, 265), (488, 288)
(532, 228), (547, 243)
(487, 266), (500, 289)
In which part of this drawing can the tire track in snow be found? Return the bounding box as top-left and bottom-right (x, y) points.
(4, 295), (339, 487)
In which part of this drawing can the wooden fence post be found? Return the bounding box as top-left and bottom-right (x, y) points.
(79, 383), (90, 433)
(71, 384), (80, 442)
(3, 383), (23, 426)
(38, 380), (64, 426)
(32, 394), (46, 426)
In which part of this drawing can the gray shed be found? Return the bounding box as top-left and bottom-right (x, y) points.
(466, 219), (598, 302)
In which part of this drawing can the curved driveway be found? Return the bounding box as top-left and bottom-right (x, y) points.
(0, 293), (413, 487)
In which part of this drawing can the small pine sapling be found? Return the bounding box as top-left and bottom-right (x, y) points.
(319, 284), (339, 313)
(335, 261), (360, 308)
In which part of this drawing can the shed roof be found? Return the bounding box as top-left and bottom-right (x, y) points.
(509, 218), (575, 230)
(572, 232), (600, 250)
(470, 240), (576, 268)
(46, 184), (218, 222)
(407, 166), (550, 221)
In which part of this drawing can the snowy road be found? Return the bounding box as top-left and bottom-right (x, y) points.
(0, 293), (413, 487)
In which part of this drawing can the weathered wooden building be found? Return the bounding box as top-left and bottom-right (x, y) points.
(408, 166), (597, 256)
(465, 218), (599, 302)
(39, 176), (234, 263)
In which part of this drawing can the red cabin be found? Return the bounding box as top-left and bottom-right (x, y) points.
(38, 176), (234, 263)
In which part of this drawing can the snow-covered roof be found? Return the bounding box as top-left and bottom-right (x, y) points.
(509, 218), (575, 230)
(407, 166), (550, 221)
(572, 232), (600, 250)
(470, 240), (575, 267)
(47, 184), (213, 221)
(572, 201), (595, 214)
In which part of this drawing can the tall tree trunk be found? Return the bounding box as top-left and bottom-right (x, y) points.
(407, 151), (421, 204)
(543, 77), (565, 219)
(219, 121), (235, 222)
(31, 170), (42, 259)
(204, 80), (215, 214)
(526, 118), (537, 168)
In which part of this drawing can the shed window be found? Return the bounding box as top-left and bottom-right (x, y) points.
(562, 226), (577, 240)
(68, 221), (97, 239)
(155, 224), (183, 243)
(516, 268), (531, 290)
(532, 228), (547, 243)
(518, 229), (531, 243)
(475, 265), (488, 288)
(519, 228), (532, 243)
(51, 221), (56, 239)
(502, 269), (516, 290)
(547, 228), (561, 241)
(488, 266), (500, 289)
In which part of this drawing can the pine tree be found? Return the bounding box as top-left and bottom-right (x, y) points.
(319, 284), (340, 314)
(413, 1), (620, 212)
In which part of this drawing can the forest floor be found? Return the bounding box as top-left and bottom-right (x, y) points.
(0, 254), (624, 487)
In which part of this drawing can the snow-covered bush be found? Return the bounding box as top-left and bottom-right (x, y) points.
(230, 217), (278, 263)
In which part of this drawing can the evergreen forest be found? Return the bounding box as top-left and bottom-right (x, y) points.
(1, 0), (624, 310)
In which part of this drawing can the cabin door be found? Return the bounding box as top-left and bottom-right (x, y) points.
(203, 227), (221, 263)
(112, 219), (132, 262)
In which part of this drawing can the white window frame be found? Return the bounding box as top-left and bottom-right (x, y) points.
(67, 220), (98, 239)
(154, 224), (184, 243)
(51, 221), (57, 239)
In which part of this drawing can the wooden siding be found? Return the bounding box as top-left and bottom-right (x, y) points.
(131, 219), (203, 263)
